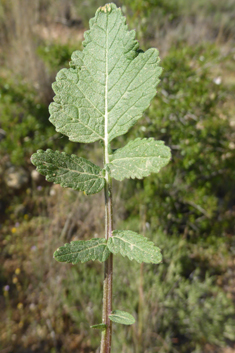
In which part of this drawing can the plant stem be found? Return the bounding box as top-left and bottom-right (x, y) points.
(137, 205), (146, 352)
(100, 168), (113, 353)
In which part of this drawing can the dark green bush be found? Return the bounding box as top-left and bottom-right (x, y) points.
(125, 44), (235, 242)
(0, 77), (81, 167)
(112, 44), (235, 351)
(37, 43), (81, 72)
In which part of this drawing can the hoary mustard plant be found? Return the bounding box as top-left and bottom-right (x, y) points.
(31, 3), (171, 352)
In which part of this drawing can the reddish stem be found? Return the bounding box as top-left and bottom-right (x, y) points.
(100, 175), (113, 353)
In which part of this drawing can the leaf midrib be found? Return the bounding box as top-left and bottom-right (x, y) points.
(104, 13), (109, 165)
(110, 313), (131, 320)
(41, 161), (102, 178)
(56, 241), (107, 257)
(111, 234), (151, 255)
(110, 155), (169, 162)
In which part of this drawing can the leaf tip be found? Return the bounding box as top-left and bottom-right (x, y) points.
(31, 149), (43, 164)
(98, 3), (116, 13)
(53, 249), (59, 258)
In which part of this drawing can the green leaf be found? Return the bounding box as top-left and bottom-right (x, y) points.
(108, 138), (171, 180)
(109, 310), (135, 325)
(90, 323), (107, 330)
(49, 3), (162, 143)
(54, 238), (110, 264)
(107, 230), (162, 264)
(31, 149), (105, 195)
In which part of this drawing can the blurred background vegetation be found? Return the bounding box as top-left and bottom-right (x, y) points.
(0, 0), (235, 352)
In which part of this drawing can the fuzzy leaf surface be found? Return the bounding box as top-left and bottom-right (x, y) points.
(49, 3), (162, 143)
(54, 238), (110, 264)
(108, 138), (171, 180)
(107, 230), (162, 264)
(109, 310), (135, 325)
(31, 149), (104, 195)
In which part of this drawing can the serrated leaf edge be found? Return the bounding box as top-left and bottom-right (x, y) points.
(107, 138), (171, 181)
(31, 149), (105, 195)
(107, 230), (162, 264)
(53, 238), (110, 264)
(32, 149), (104, 179)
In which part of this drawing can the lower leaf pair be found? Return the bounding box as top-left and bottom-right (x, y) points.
(54, 230), (162, 265)
(91, 310), (136, 329)
(30, 137), (171, 196)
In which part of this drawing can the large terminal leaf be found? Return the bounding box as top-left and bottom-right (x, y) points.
(49, 3), (162, 143)
(107, 230), (162, 264)
(54, 238), (110, 264)
(108, 138), (171, 181)
(31, 149), (105, 195)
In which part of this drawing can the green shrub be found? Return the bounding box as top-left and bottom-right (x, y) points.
(125, 44), (235, 242)
(112, 43), (235, 351)
(0, 77), (81, 167)
(37, 43), (82, 72)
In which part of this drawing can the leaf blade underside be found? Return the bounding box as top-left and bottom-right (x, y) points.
(31, 149), (105, 195)
(54, 238), (110, 264)
(109, 310), (135, 325)
(107, 230), (162, 264)
(49, 3), (162, 143)
(108, 138), (171, 181)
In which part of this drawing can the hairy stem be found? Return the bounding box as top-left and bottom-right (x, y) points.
(101, 17), (113, 349)
(100, 167), (113, 352)
(137, 205), (146, 351)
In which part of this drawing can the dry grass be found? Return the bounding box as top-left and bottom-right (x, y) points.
(0, 0), (84, 103)
(0, 179), (125, 352)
